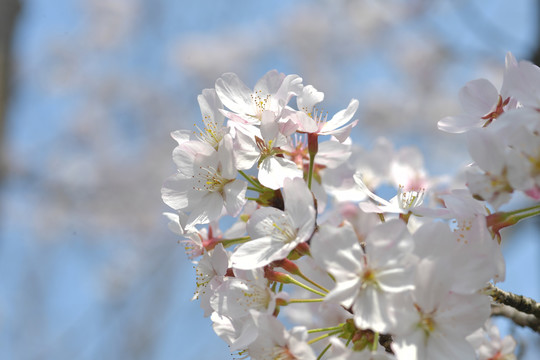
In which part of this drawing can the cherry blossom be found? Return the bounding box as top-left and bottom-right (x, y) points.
(231, 177), (316, 269)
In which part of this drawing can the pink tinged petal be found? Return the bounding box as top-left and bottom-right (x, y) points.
(223, 180), (247, 217)
(459, 79), (499, 117)
(258, 157), (303, 190)
(231, 237), (295, 269)
(282, 177), (316, 231)
(437, 114), (484, 133)
(278, 117), (298, 136)
(466, 130), (505, 174)
(215, 72), (254, 115)
(322, 98), (359, 132)
(187, 191), (224, 226)
(525, 185), (540, 199)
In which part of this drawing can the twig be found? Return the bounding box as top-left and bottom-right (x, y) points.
(485, 283), (540, 319)
(491, 304), (540, 333)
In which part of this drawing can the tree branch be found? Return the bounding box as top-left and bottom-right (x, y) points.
(485, 283), (540, 319)
(491, 304), (540, 333)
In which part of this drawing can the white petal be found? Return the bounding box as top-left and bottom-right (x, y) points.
(258, 157), (302, 190)
(231, 237), (293, 269)
(223, 180), (247, 217)
(215, 72), (254, 115)
(282, 177), (315, 232)
(458, 79), (499, 117)
(322, 99), (359, 132)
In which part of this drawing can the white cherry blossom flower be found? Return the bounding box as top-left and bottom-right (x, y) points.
(288, 84), (359, 142)
(311, 220), (415, 333)
(392, 260), (491, 360)
(234, 110), (303, 189)
(246, 312), (316, 360)
(439, 53), (517, 133)
(231, 177), (316, 269)
(467, 320), (517, 360)
(162, 134), (247, 226)
(326, 337), (395, 360)
(194, 244), (230, 317)
(215, 70), (302, 124)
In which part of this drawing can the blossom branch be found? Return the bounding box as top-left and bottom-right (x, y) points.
(491, 304), (540, 333)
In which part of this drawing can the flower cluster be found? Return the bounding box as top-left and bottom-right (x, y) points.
(162, 57), (539, 359)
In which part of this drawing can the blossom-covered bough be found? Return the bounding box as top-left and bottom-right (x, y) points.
(162, 55), (540, 359)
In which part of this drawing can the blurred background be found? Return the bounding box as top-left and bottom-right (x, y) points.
(0, 0), (538, 359)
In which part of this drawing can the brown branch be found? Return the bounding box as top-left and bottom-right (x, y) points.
(0, 0), (21, 182)
(485, 283), (540, 319)
(491, 304), (540, 333)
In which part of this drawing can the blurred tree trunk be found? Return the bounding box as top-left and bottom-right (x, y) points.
(0, 0), (21, 182)
(532, 0), (540, 66)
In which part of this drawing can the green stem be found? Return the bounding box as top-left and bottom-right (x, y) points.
(308, 152), (315, 190)
(296, 271), (329, 293)
(345, 331), (354, 346)
(220, 236), (250, 247)
(371, 332), (379, 352)
(246, 197), (259, 202)
(288, 298), (324, 304)
(317, 343), (332, 360)
(307, 325), (344, 334)
(247, 186), (265, 193)
(307, 133), (318, 190)
(510, 208), (540, 222)
(307, 330), (342, 345)
(504, 203), (540, 216)
(238, 170), (264, 190)
(287, 276), (327, 297)
(377, 213), (385, 222)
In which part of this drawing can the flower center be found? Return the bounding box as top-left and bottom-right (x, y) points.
(271, 217), (298, 243)
(250, 90), (271, 119)
(193, 165), (230, 193)
(194, 114), (224, 149)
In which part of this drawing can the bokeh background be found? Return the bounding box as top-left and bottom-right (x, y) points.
(0, 0), (539, 359)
